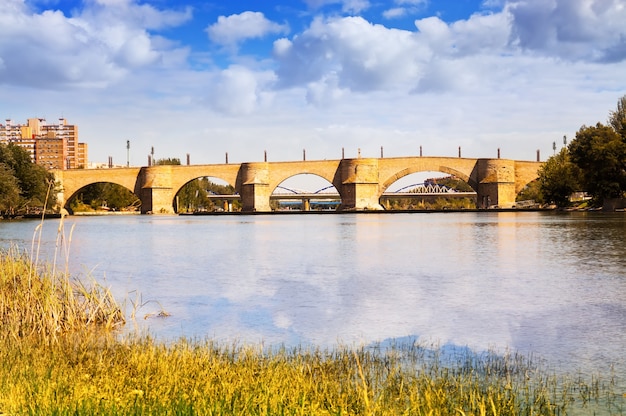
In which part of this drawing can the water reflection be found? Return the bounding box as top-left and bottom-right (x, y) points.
(1, 212), (624, 381)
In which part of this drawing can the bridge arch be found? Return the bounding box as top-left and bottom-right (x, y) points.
(271, 173), (342, 211)
(378, 157), (479, 196)
(168, 165), (239, 197)
(52, 167), (143, 212)
(173, 176), (239, 213)
(266, 161), (342, 193)
(64, 181), (141, 212)
(381, 167), (475, 194)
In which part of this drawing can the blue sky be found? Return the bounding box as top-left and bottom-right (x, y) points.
(1, 0), (625, 169)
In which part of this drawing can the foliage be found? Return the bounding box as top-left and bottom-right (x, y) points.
(0, 217), (124, 343)
(384, 197), (476, 210)
(608, 94), (626, 139)
(536, 95), (626, 207)
(70, 183), (140, 212)
(154, 158), (181, 165)
(0, 143), (56, 215)
(384, 176), (476, 210)
(537, 148), (581, 207)
(516, 180), (542, 204)
(177, 177), (239, 213)
(0, 164), (21, 215)
(427, 176), (474, 192)
(568, 122), (626, 205)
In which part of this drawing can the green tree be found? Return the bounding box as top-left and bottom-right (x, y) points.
(0, 163), (21, 215)
(177, 179), (210, 213)
(568, 123), (626, 205)
(537, 148), (581, 207)
(176, 178), (238, 213)
(70, 183), (140, 212)
(608, 94), (626, 139)
(155, 158), (181, 165)
(0, 143), (56, 213)
(516, 180), (543, 204)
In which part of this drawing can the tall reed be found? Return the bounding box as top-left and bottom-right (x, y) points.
(0, 212), (124, 344)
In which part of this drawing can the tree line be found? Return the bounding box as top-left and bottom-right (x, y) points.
(535, 95), (626, 208)
(0, 144), (56, 216)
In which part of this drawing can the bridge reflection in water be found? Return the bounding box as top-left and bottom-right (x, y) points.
(52, 156), (541, 214)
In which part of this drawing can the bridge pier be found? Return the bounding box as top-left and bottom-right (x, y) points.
(239, 162), (272, 212)
(473, 159), (516, 208)
(338, 158), (384, 211)
(139, 166), (175, 214)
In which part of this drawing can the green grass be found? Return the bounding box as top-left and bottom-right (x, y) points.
(0, 217), (623, 414)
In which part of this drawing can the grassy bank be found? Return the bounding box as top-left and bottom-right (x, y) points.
(1, 248), (623, 415)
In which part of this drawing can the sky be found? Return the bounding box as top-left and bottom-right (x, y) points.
(1, 0), (625, 168)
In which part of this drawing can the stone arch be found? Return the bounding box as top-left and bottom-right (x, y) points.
(168, 165), (240, 197)
(266, 160), (341, 194)
(514, 161), (543, 195)
(63, 181), (140, 212)
(270, 172), (338, 194)
(379, 165), (476, 195)
(172, 175), (240, 213)
(270, 172), (342, 210)
(53, 167), (143, 211)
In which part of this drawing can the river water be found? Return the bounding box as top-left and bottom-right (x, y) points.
(1, 211), (625, 381)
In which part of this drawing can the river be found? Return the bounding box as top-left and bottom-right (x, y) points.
(1, 211), (625, 383)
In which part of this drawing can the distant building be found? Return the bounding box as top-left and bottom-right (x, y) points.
(0, 118), (87, 170)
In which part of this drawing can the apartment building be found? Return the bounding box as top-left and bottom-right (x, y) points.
(0, 118), (87, 169)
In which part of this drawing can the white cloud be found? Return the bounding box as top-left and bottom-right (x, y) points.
(83, 0), (192, 30)
(302, 0), (371, 13)
(506, 0), (626, 61)
(207, 65), (276, 116)
(0, 0), (190, 88)
(383, 0), (427, 20)
(206, 12), (289, 49)
(383, 7), (407, 19)
(274, 16), (427, 92)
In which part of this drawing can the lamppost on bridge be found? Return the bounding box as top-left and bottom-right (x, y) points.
(126, 140), (130, 167)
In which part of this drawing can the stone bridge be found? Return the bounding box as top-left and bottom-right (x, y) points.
(52, 156), (542, 213)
